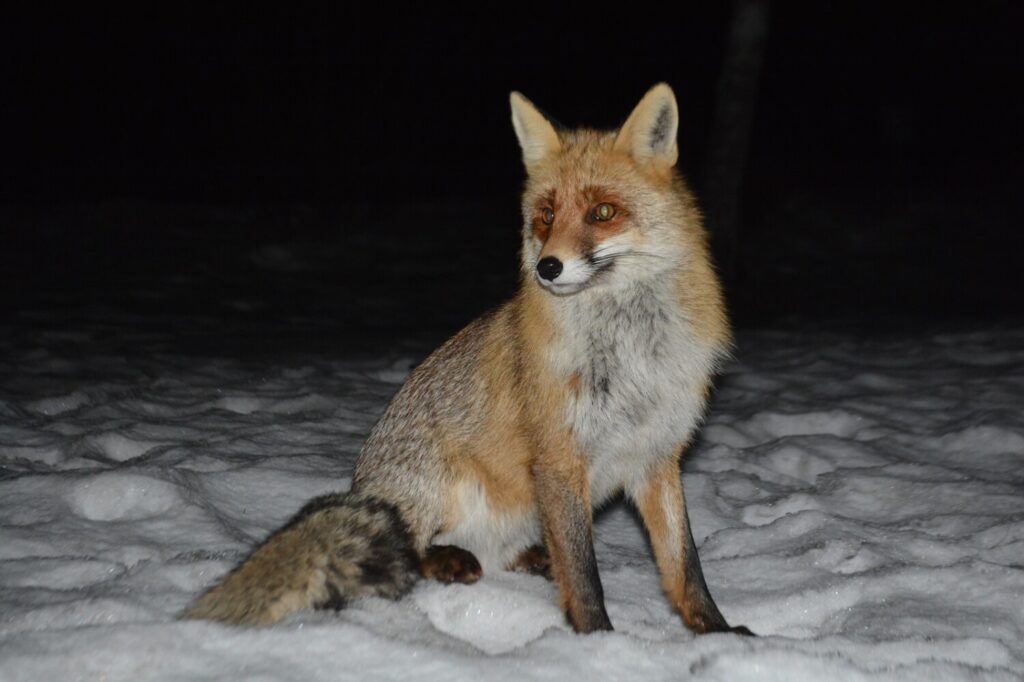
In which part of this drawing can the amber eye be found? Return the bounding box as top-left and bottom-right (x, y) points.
(541, 207), (555, 225)
(593, 203), (616, 221)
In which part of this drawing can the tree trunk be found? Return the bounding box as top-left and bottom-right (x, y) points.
(704, 0), (771, 287)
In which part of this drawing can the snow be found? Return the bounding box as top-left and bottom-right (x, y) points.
(1, 306), (1023, 680)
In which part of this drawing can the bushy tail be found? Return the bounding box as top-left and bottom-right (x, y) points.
(182, 493), (419, 626)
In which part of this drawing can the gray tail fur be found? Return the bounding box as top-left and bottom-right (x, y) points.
(181, 492), (419, 626)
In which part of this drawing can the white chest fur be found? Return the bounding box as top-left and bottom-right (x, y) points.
(549, 282), (719, 504)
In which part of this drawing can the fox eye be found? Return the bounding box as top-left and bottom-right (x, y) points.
(593, 203), (616, 221)
(541, 207), (555, 225)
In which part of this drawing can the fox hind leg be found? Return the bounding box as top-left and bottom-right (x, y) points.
(421, 543), (553, 583)
(419, 545), (483, 584)
(509, 544), (553, 580)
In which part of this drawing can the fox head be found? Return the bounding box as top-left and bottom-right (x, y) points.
(510, 83), (702, 297)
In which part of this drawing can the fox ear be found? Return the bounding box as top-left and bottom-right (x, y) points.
(510, 92), (561, 169)
(614, 83), (679, 171)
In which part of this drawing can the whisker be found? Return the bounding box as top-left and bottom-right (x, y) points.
(588, 249), (670, 266)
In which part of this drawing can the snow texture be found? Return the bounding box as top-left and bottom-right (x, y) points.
(1, 311), (1023, 680)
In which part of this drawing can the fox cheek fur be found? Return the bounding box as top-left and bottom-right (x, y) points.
(182, 83), (751, 638)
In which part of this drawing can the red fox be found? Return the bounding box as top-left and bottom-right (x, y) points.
(183, 83), (751, 636)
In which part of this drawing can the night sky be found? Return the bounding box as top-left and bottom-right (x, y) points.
(2, 5), (1022, 329)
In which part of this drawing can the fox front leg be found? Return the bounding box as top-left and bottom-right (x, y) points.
(532, 451), (613, 633)
(633, 455), (753, 635)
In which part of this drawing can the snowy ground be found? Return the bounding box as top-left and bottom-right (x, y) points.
(1, 270), (1023, 679)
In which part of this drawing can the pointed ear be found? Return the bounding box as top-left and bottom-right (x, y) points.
(510, 91), (561, 169)
(613, 83), (679, 171)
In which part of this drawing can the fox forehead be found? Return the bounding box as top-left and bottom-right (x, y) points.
(522, 129), (656, 202)
(532, 185), (625, 211)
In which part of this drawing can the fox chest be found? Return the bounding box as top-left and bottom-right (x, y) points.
(555, 291), (717, 503)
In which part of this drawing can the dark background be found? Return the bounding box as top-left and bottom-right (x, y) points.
(2, 4), (1022, 344)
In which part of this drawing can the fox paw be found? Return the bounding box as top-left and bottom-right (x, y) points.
(510, 544), (553, 580)
(419, 545), (482, 584)
(688, 617), (756, 637)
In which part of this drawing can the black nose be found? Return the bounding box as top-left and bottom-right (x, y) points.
(536, 257), (563, 281)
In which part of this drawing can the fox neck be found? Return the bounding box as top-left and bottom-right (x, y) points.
(551, 274), (681, 346)
(517, 263), (719, 502)
(519, 266), (704, 372)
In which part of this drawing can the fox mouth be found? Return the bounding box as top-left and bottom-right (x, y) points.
(535, 276), (589, 296)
